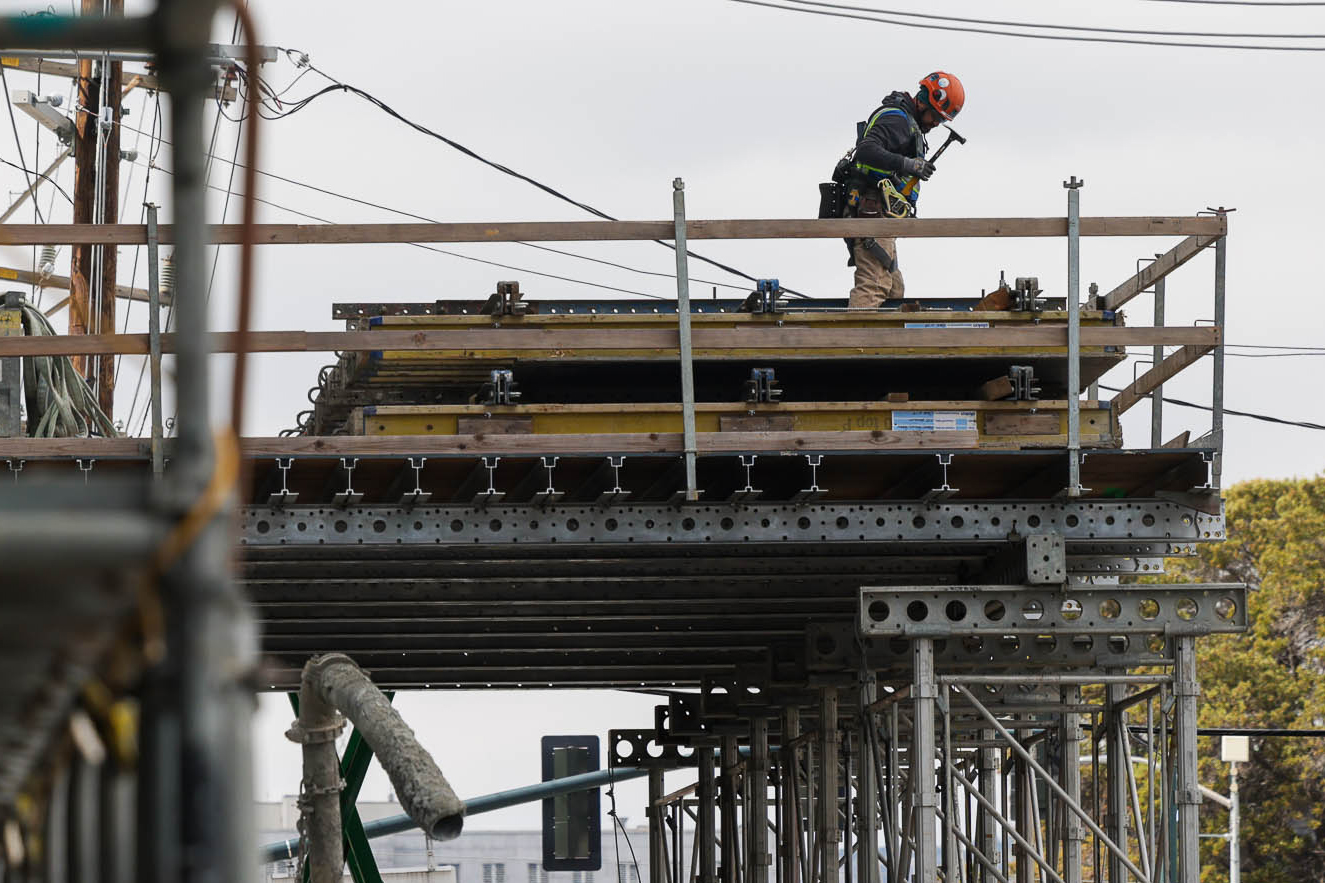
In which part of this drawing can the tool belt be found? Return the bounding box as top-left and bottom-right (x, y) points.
(845, 189), (897, 272)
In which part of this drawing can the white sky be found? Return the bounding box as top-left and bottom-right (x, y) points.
(3, 0), (1324, 836)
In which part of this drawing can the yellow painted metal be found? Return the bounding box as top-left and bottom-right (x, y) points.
(356, 401), (1118, 448)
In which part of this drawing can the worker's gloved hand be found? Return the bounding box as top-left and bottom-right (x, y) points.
(902, 157), (936, 180)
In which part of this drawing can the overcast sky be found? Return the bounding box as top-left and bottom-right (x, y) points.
(3, 0), (1324, 837)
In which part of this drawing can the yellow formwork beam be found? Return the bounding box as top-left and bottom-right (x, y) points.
(355, 401), (1119, 449)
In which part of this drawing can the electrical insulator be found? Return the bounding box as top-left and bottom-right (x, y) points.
(38, 245), (57, 279)
(159, 254), (174, 298)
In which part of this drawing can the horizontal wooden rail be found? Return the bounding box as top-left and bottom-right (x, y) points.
(0, 325), (1221, 357)
(0, 430), (977, 459)
(0, 216), (1228, 247)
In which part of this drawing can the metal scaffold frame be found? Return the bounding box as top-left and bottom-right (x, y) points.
(0, 13), (1237, 881)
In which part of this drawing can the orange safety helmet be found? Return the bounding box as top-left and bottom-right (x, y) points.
(918, 71), (965, 121)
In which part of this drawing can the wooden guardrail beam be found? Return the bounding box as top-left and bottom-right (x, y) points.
(0, 325), (1221, 358)
(0, 216), (1229, 247)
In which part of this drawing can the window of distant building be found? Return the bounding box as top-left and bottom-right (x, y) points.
(528, 863), (549, 883)
(484, 863), (506, 883)
(572, 872), (594, 883)
(619, 864), (640, 883)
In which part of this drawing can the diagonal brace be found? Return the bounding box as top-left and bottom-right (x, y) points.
(1112, 344), (1214, 415)
(1099, 235), (1217, 311)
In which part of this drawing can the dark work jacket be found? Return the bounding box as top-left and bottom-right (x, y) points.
(849, 91), (928, 212)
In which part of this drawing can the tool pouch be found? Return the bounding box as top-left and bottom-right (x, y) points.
(818, 182), (844, 219)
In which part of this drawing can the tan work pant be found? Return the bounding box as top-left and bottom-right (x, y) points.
(848, 237), (905, 308)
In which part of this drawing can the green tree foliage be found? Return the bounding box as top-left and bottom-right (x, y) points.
(1173, 476), (1325, 882)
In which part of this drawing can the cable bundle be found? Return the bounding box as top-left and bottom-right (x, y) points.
(18, 303), (119, 438)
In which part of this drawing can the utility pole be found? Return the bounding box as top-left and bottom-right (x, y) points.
(1220, 736), (1249, 883)
(70, 0), (122, 418)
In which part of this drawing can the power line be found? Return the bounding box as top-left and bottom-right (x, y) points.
(782, 0), (1325, 38)
(0, 156), (74, 205)
(1098, 383), (1325, 430)
(105, 115), (752, 294)
(731, 0), (1325, 50)
(136, 159), (669, 300)
(1, 66), (52, 221)
(250, 60), (811, 296)
(1146, 0), (1325, 5)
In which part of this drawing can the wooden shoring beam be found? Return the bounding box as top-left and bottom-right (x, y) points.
(0, 54), (238, 101)
(0, 215), (1229, 247)
(0, 429), (979, 458)
(1111, 344), (1213, 415)
(0, 324), (1222, 358)
(0, 266), (162, 310)
(1098, 235), (1218, 312)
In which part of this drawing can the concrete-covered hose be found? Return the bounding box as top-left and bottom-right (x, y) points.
(309, 654), (465, 839)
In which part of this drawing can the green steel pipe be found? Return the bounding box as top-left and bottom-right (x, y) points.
(260, 765), (650, 865)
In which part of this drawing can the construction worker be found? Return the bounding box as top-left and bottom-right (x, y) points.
(841, 71), (965, 308)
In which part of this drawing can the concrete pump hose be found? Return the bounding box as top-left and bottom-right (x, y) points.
(310, 654), (466, 839)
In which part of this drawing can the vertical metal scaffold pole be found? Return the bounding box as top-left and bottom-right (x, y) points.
(145, 203), (164, 478)
(817, 689), (839, 883)
(1212, 228), (1227, 489)
(856, 677), (880, 883)
(156, 9), (258, 880)
(650, 769), (668, 883)
(1105, 678), (1130, 883)
(672, 178), (699, 501)
(978, 730), (1002, 883)
(780, 708), (802, 883)
(699, 747), (719, 883)
(912, 641), (938, 883)
(750, 718), (770, 883)
(1174, 637), (1201, 883)
(1151, 272), (1166, 449)
(1064, 176), (1083, 496)
(721, 735), (741, 883)
(1062, 688), (1084, 883)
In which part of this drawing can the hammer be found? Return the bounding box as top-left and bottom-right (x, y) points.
(900, 126), (966, 197)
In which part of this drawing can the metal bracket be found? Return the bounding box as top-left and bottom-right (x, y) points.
(791, 455), (827, 504)
(729, 455), (762, 502)
(1009, 365), (1040, 401)
(400, 457), (431, 507)
(530, 456), (564, 507)
(76, 458), (95, 485)
(921, 453), (958, 504)
(481, 280), (527, 316)
(332, 458), (364, 508)
(744, 367), (781, 404)
(1025, 534), (1066, 585)
(480, 369), (521, 405)
(473, 456), (505, 507)
(608, 729), (697, 768)
(740, 279), (784, 314)
(1012, 277), (1044, 312)
(6, 459), (23, 483)
(597, 456), (632, 506)
(268, 457), (299, 509)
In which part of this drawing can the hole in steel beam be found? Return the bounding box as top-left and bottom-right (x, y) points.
(984, 599), (1006, 622)
(906, 600), (929, 622)
(868, 601), (890, 623)
(1176, 598), (1198, 620)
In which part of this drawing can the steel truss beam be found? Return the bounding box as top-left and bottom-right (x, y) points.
(238, 501), (1223, 548)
